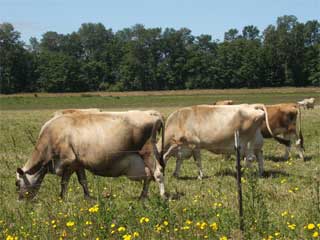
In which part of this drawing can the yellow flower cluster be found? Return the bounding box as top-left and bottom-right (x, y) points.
(88, 204), (99, 213)
(139, 217), (150, 224)
(66, 221), (75, 227)
(6, 236), (18, 240)
(210, 222), (218, 231)
(196, 221), (207, 230)
(287, 222), (296, 230)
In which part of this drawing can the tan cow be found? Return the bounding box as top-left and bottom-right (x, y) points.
(157, 104), (280, 178)
(16, 110), (166, 200)
(214, 100), (234, 105)
(261, 103), (304, 160)
(298, 98), (315, 110)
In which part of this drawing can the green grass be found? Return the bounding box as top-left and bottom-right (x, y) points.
(0, 88), (319, 240)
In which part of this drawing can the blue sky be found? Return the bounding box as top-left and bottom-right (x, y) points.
(0, 0), (319, 43)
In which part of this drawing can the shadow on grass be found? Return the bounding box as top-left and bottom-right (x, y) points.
(266, 155), (312, 162)
(175, 175), (210, 180)
(214, 168), (290, 179)
(261, 169), (290, 178)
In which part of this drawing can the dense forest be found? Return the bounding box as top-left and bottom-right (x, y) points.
(0, 15), (319, 93)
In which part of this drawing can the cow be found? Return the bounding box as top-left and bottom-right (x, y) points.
(298, 98), (315, 110)
(214, 100), (234, 105)
(261, 103), (304, 161)
(157, 104), (284, 178)
(16, 110), (166, 200)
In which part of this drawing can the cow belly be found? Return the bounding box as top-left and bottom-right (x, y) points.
(83, 153), (146, 180)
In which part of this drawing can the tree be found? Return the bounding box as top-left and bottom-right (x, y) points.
(0, 23), (36, 93)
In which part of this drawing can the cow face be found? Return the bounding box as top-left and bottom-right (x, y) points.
(16, 168), (40, 200)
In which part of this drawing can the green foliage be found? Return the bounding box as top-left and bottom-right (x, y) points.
(1, 16), (320, 94)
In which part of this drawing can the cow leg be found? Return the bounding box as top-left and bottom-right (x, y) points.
(76, 168), (92, 199)
(193, 149), (203, 180)
(173, 151), (183, 178)
(295, 140), (304, 161)
(139, 177), (151, 200)
(153, 164), (166, 199)
(256, 150), (264, 176)
(283, 146), (290, 160)
(60, 169), (73, 199)
(163, 143), (179, 163)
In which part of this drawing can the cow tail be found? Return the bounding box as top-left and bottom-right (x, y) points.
(151, 119), (165, 169)
(258, 104), (291, 147)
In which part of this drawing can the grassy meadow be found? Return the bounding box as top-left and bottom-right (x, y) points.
(0, 88), (319, 240)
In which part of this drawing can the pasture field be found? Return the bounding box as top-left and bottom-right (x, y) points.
(0, 88), (319, 240)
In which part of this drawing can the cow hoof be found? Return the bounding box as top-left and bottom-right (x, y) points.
(84, 195), (95, 201)
(139, 194), (149, 201)
(172, 173), (179, 179)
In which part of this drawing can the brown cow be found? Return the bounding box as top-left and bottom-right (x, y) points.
(261, 103), (304, 160)
(16, 110), (166, 200)
(157, 104), (281, 178)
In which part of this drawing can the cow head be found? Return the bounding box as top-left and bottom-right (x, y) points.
(16, 167), (46, 200)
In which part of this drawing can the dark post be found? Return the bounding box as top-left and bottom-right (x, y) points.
(234, 130), (244, 231)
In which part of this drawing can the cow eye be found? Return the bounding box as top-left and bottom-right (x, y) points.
(15, 180), (20, 189)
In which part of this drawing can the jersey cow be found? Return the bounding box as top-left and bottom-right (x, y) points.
(298, 98), (315, 110)
(261, 103), (304, 161)
(16, 110), (166, 200)
(157, 104), (280, 178)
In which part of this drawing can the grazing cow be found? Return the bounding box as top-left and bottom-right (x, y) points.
(16, 110), (166, 200)
(298, 98), (315, 110)
(214, 100), (234, 105)
(158, 104), (281, 178)
(261, 103), (304, 161)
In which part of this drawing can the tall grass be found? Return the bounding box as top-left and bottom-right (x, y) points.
(0, 89), (319, 239)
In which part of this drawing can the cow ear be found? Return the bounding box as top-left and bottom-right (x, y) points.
(17, 168), (24, 175)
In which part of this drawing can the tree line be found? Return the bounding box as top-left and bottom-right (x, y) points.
(0, 15), (319, 94)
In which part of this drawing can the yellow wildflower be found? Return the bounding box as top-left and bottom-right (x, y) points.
(281, 211), (288, 217)
(6, 236), (17, 240)
(308, 223), (316, 230)
(111, 223), (116, 228)
(66, 221), (75, 227)
(123, 234), (131, 240)
(181, 226), (190, 230)
(163, 220), (169, 226)
(313, 231), (319, 238)
(85, 221), (92, 225)
(274, 232), (280, 236)
(118, 226), (126, 232)
(220, 236), (228, 240)
(317, 223), (320, 229)
(133, 232), (139, 237)
(210, 222), (218, 231)
(186, 219), (192, 225)
(287, 223), (296, 230)
(88, 204), (99, 213)
(139, 217), (150, 224)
